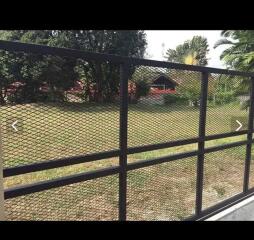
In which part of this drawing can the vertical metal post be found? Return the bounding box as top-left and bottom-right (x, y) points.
(243, 77), (254, 193)
(119, 61), (129, 221)
(0, 126), (5, 220)
(195, 71), (209, 216)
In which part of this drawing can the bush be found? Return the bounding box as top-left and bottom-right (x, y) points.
(163, 94), (186, 105)
(214, 91), (236, 105)
(135, 79), (150, 99)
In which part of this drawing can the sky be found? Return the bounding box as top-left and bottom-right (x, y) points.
(145, 30), (229, 68)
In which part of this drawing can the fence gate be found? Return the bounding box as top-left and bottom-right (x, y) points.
(1, 40), (254, 221)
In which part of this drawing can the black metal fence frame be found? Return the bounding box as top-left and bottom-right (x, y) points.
(1, 40), (254, 221)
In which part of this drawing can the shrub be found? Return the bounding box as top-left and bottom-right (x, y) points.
(163, 94), (186, 105)
(135, 79), (150, 99)
(214, 91), (236, 105)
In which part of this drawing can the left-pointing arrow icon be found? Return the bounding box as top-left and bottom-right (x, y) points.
(11, 120), (18, 132)
(236, 120), (242, 132)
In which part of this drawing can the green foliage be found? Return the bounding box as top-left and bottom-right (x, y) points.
(214, 30), (254, 71)
(0, 51), (21, 104)
(177, 75), (201, 107)
(175, 72), (216, 107)
(165, 36), (209, 66)
(163, 94), (186, 105)
(130, 66), (158, 100)
(0, 30), (147, 104)
(135, 79), (150, 99)
(213, 91), (236, 105)
(214, 31), (254, 98)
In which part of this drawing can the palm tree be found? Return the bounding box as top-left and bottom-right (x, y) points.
(165, 36), (209, 66)
(214, 30), (254, 71)
(214, 30), (254, 109)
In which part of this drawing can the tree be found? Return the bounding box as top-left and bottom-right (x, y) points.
(165, 36), (209, 66)
(0, 30), (78, 104)
(130, 66), (158, 100)
(214, 30), (254, 71)
(175, 71), (216, 107)
(57, 30), (147, 102)
(0, 30), (147, 104)
(214, 30), (254, 107)
(0, 51), (21, 104)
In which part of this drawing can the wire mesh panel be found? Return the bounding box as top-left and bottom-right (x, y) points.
(3, 157), (119, 188)
(5, 175), (119, 221)
(127, 157), (196, 220)
(206, 74), (250, 136)
(202, 146), (245, 210)
(128, 67), (201, 147)
(127, 143), (198, 164)
(248, 144), (254, 189)
(1, 40), (254, 221)
(0, 51), (120, 168)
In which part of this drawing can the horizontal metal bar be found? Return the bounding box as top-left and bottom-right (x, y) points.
(127, 140), (250, 171)
(4, 131), (249, 177)
(4, 138), (199, 177)
(0, 40), (254, 77)
(205, 130), (248, 141)
(130, 131), (248, 154)
(127, 137), (199, 154)
(127, 150), (199, 171)
(4, 165), (120, 199)
(204, 140), (249, 154)
(0, 40), (127, 64)
(185, 187), (254, 221)
(3, 149), (120, 177)
(4, 139), (253, 200)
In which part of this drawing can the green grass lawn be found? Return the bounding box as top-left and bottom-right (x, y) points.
(1, 101), (253, 220)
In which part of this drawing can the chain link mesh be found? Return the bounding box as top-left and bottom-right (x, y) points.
(202, 146), (245, 210)
(206, 74), (250, 136)
(249, 144), (254, 188)
(0, 48), (252, 221)
(5, 175), (119, 221)
(127, 157), (196, 220)
(128, 68), (201, 147)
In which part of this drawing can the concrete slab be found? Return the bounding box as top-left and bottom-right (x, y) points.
(206, 195), (254, 221)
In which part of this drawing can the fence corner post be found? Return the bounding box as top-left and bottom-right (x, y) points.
(0, 126), (5, 221)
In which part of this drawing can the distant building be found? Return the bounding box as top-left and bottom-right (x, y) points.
(140, 73), (177, 105)
(150, 73), (178, 92)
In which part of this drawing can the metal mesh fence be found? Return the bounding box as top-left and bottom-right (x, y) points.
(202, 146), (245, 210)
(206, 74), (250, 136)
(127, 157), (196, 220)
(0, 41), (254, 221)
(127, 143), (198, 164)
(4, 175), (119, 221)
(0, 53), (120, 168)
(249, 144), (254, 188)
(3, 157), (119, 188)
(128, 67), (201, 147)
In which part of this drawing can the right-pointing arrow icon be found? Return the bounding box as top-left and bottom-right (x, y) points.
(236, 120), (242, 131)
